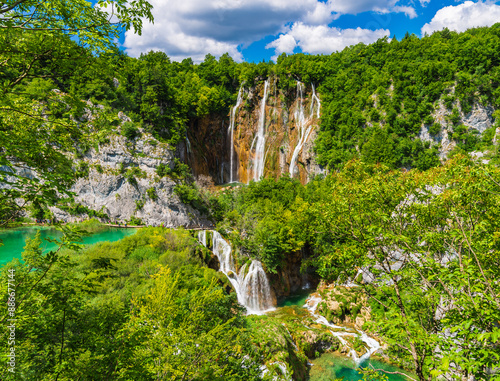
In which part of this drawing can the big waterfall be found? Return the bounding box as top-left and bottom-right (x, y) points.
(228, 87), (243, 183)
(250, 79), (269, 182)
(198, 230), (275, 315)
(289, 82), (321, 178)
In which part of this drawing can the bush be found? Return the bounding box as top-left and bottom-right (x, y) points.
(429, 122), (441, 136)
(156, 159), (191, 179)
(174, 183), (207, 213)
(75, 161), (89, 178)
(122, 121), (140, 140)
(128, 216), (144, 225)
(135, 199), (145, 210)
(147, 187), (158, 201)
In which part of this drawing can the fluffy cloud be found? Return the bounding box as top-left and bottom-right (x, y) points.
(421, 1), (500, 35)
(124, 0), (414, 62)
(266, 23), (390, 59)
(327, 0), (415, 17)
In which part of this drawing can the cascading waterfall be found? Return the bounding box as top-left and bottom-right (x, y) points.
(305, 295), (380, 366)
(289, 82), (321, 178)
(251, 80), (269, 182)
(198, 230), (275, 315)
(228, 87), (243, 183)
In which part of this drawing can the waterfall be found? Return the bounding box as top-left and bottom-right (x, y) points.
(289, 82), (321, 178)
(198, 230), (207, 247)
(198, 230), (275, 315)
(252, 80), (269, 182)
(228, 87), (243, 183)
(305, 294), (380, 366)
(241, 260), (274, 312)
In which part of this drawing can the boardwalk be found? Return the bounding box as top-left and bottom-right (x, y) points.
(102, 223), (212, 231)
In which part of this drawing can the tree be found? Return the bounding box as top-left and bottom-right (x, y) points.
(0, 0), (153, 227)
(124, 266), (262, 380)
(311, 158), (500, 380)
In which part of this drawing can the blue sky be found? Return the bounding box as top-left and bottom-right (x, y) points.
(118, 0), (500, 63)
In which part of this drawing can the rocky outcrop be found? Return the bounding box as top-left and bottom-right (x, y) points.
(51, 133), (213, 228)
(419, 98), (497, 159)
(313, 284), (371, 330)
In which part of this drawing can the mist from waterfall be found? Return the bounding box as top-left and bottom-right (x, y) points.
(289, 82), (321, 178)
(198, 230), (275, 315)
(228, 87), (243, 183)
(251, 79), (269, 182)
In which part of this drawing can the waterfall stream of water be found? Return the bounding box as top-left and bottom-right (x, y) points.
(252, 80), (269, 182)
(228, 87), (244, 183)
(198, 230), (275, 315)
(305, 295), (380, 366)
(289, 82), (321, 178)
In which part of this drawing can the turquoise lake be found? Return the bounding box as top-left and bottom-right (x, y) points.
(310, 353), (413, 381)
(0, 226), (137, 266)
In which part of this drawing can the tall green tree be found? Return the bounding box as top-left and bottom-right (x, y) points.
(0, 0), (153, 226)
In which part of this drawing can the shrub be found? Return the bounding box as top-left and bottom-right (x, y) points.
(147, 187), (158, 201)
(122, 121), (140, 140)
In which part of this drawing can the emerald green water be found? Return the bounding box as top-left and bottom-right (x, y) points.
(277, 289), (312, 307)
(310, 353), (412, 381)
(0, 226), (137, 265)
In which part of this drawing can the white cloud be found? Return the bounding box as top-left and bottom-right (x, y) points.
(421, 1), (500, 35)
(266, 22), (390, 60)
(266, 34), (298, 56)
(124, 0), (413, 62)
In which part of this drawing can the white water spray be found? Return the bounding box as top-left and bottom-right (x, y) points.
(252, 80), (269, 182)
(228, 87), (243, 183)
(289, 82), (321, 178)
(199, 230), (275, 315)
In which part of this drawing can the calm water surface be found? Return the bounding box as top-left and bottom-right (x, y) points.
(310, 353), (412, 381)
(0, 226), (137, 265)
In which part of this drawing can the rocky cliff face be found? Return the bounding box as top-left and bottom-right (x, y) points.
(182, 77), (326, 185)
(51, 132), (213, 228)
(419, 97), (498, 160)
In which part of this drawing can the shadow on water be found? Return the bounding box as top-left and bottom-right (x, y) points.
(0, 226), (137, 266)
(310, 353), (412, 381)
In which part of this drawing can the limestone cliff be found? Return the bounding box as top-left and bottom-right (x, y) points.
(418, 96), (498, 160)
(51, 132), (213, 228)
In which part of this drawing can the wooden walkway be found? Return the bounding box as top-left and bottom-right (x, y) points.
(103, 223), (211, 230)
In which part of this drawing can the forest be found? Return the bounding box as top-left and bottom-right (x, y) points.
(1, 0), (500, 380)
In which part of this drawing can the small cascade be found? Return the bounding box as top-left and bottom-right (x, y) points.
(305, 295), (380, 366)
(228, 87), (244, 183)
(198, 230), (207, 247)
(252, 79), (269, 182)
(199, 230), (275, 315)
(289, 82), (321, 178)
(186, 136), (192, 154)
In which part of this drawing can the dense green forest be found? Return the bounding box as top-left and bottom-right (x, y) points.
(2, 157), (499, 379)
(211, 157), (500, 379)
(1, 0), (500, 380)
